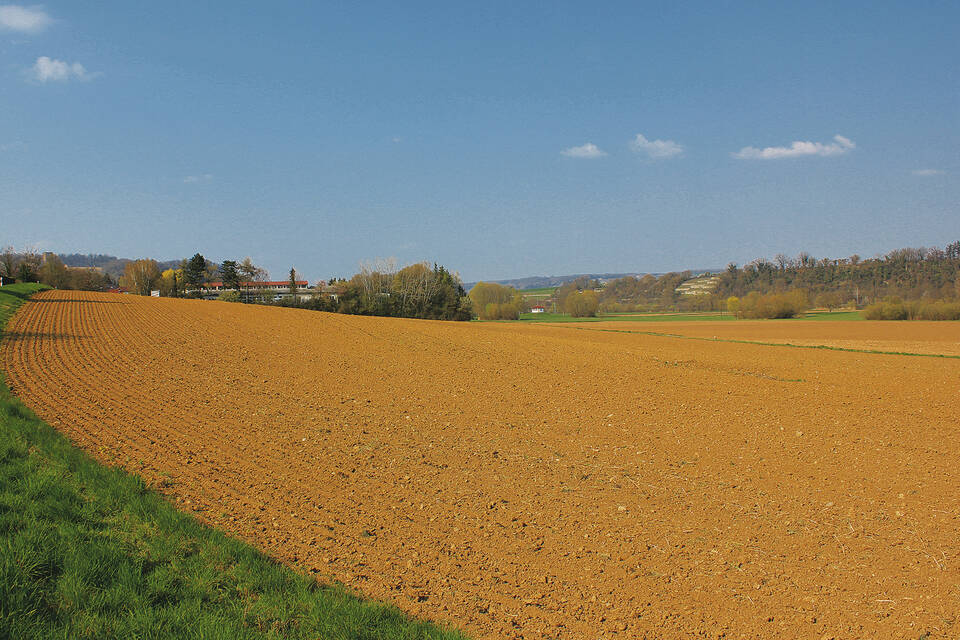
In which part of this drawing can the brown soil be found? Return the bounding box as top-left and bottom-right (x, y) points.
(566, 319), (960, 357)
(4, 290), (960, 639)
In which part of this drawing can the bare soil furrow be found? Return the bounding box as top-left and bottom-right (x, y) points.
(3, 290), (959, 639)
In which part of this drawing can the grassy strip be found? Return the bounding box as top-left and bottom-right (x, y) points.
(0, 283), (50, 323)
(800, 310), (863, 321)
(0, 285), (467, 640)
(556, 323), (960, 360)
(518, 312), (735, 323)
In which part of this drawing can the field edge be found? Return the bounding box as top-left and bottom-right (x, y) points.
(0, 285), (468, 640)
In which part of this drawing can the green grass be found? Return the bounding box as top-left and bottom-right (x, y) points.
(0, 284), (467, 640)
(0, 283), (51, 324)
(801, 310), (863, 321)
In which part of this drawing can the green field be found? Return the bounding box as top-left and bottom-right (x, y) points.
(0, 283), (50, 323)
(518, 311), (735, 322)
(0, 284), (465, 640)
(801, 310), (864, 321)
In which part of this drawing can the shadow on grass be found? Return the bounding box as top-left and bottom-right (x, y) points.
(0, 285), (49, 300)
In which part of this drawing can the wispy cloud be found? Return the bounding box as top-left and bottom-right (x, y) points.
(0, 140), (25, 152)
(183, 174), (213, 184)
(733, 134), (855, 160)
(630, 133), (684, 158)
(29, 56), (97, 82)
(0, 5), (52, 33)
(911, 169), (945, 176)
(560, 142), (607, 159)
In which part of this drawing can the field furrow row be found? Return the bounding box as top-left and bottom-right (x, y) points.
(3, 289), (959, 639)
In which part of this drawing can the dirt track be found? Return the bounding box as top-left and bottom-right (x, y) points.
(4, 290), (960, 639)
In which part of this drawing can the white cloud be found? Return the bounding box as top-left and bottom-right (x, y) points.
(630, 133), (684, 158)
(0, 141), (25, 151)
(560, 142), (607, 159)
(183, 174), (213, 184)
(0, 5), (52, 33)
(29, 56), (95, 82)
(911, 169), (945, 176)
(732, 134), (855, 160)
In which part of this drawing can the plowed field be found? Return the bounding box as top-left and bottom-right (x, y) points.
(561, 319), (960, 357)
(4, 290), (960, 639)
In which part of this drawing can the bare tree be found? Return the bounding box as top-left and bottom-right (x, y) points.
(120, 259), (161, 295)
(357, 257), (397, 310)
(0, 246), (17, 278)
(391, 262), (448, 317)
(16, 246), (42, 282)
(38, 253), (70, 289)
(238, 257), (268, 302)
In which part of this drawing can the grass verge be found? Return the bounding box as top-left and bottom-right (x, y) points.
(801, 310), (863, 321)
(0, 284), (467, 640)
(517, 312), (735, 322)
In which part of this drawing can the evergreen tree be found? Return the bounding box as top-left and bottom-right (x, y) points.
(220, 260), (241, 291)
(288, 268), (299, 295)
(185, 253), (207, 295)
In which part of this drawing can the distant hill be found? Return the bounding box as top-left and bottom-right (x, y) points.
(59, 254), (184, 280)
(464, 273), (639, 291)
(464, 270), (720, 291)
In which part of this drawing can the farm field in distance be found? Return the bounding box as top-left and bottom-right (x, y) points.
(557, 319), (960, 357)
(4, 290), (960, 638)
(517, 310), (864, 323)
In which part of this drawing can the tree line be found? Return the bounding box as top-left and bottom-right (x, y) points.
(2, 245), (476, 321)
(291, 259), (473, 321)
(123, 254), (273, 301)
(8, 240), (958, 322)
(467, 279), (602, 319)
(552, 241), (960, 317)
(1, 248), (115, 291)
(715, 243), (960, 305)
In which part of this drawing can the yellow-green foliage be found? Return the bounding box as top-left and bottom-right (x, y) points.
(726, 296), (740, 316)
(814, 291), (842, 311)
(919, 300), (960, 320)
(863, 297), (960, 320)
(564, 290), (599, 317)
(482, 302), (518, 320)
(470, 282), (523, 320)
(739, 289), (808, 319)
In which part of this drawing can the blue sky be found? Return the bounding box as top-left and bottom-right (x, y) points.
(1, 1), (957, 282)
